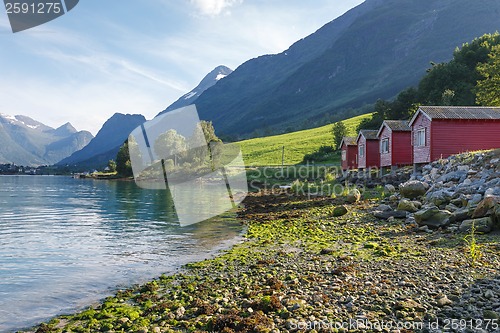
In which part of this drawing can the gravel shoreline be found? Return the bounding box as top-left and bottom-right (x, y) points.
(22, 192), (499, 333)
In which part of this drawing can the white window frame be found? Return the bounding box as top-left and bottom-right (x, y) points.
(359, 144), (365, 157)
(341, 150), (347, 161)
(416, 128), (426, 147)
(381, 138), (389, 154)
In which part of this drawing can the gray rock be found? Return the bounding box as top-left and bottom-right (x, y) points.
(373, 210), (408, 220)
(459, 217), (494, 233)
(406, 216), (416, 225)
(418, 225), (431, 233)
(462, 178), (472, 186)
(399, 180), (427, 199)
(415, 206), (440, 221)
(412, 200), (423, 210)
(423, 164), (433, 172)
(415, 207), (451, 229)
(438, 170), (467, 183)
(450, 195), (467, 208)
(468, 194), (483, 206)
(397, 199), (418, 213)
(480, 170), (494, 180)
(427, 190), (453, 206)
(346, 189), (361, 203)
(484, 289), (495, 300)
(422, 175), (432, 183)
(389, 194), (399, 202)
(449, 208), (471, 223)
(376, 204), (392, 212)
(444, 203), (459, 212)
(384, 184), (396, 193)
(485, 187), (500, 197)
(485, 178), (500, 187)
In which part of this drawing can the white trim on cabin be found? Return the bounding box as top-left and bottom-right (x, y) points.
(416, 128), (426, 147)
(408, 108), (432, 127)
(359, 144), (365, 157)
(380, 138), (389, 153)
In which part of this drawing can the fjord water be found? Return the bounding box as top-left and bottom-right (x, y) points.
(0, 176), (242, 332)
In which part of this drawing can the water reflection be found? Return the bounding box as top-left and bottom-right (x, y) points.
(0, 176), (242, 332)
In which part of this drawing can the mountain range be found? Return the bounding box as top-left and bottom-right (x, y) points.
(173, 0), (500, 137)
(57, 113), (146, 169)
(5, 0), (500, 167)
(0, 113), (93, 166)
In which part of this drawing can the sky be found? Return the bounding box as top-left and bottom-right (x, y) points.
(0, 0), (364, 135)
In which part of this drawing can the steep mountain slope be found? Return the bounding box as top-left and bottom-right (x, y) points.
(239, 113), (372, 166)
(0, 113), (93, 166)
(57, 113), (146, 169)
(160, 65), (233, 114)
(190, 0), (500, 137)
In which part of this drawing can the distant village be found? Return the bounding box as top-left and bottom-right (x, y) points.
(0, 164), (53, 175)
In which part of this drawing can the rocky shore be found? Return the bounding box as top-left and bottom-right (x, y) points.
(23, 151), (500, 333)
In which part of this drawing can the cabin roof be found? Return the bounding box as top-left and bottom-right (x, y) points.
(357, 129), (379, 143)
(377, 120), (410, 137)
(339, 136), (357, 149)
(409, 106), (500, 126)
(384, 120), (411, 131)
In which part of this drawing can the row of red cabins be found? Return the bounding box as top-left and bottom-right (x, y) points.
(340, 106), (500, 171)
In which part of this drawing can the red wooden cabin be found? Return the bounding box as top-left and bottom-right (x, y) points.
(377, 120), (412, 168)
(339, 136), (358, 170)
(409, 106), (500, 164)
(356, 130), (380, 169)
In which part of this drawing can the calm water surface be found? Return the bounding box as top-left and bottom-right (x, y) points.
(0, 176), (243, 332)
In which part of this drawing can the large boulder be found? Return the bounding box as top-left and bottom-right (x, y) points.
(399, 181), (427, 199)
(438, 170), (467, 183)
(472, 196), (500, 219)
(449, 208), (472, 224)
(397, 199), (418, 213)
(414, 206), (452, 229)
(427, 190), (453, 207)
(459, 217), (494, 233)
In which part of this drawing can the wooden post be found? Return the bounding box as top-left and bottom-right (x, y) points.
(281, 146), (285, 168)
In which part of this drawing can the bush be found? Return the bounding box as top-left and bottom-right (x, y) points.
(301, 145), (336, 163)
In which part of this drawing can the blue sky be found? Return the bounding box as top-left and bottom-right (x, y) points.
(0, 0), (364, 134)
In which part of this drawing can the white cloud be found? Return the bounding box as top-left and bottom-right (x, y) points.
(189, 0), (243, 16)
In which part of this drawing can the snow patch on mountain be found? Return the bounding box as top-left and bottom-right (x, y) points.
(216, 73), (227, 80)
(158, 65), (233, 115)
(184, 92), (197, 100)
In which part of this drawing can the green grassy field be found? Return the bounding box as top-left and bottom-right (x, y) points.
(238, 113), (372, 166)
